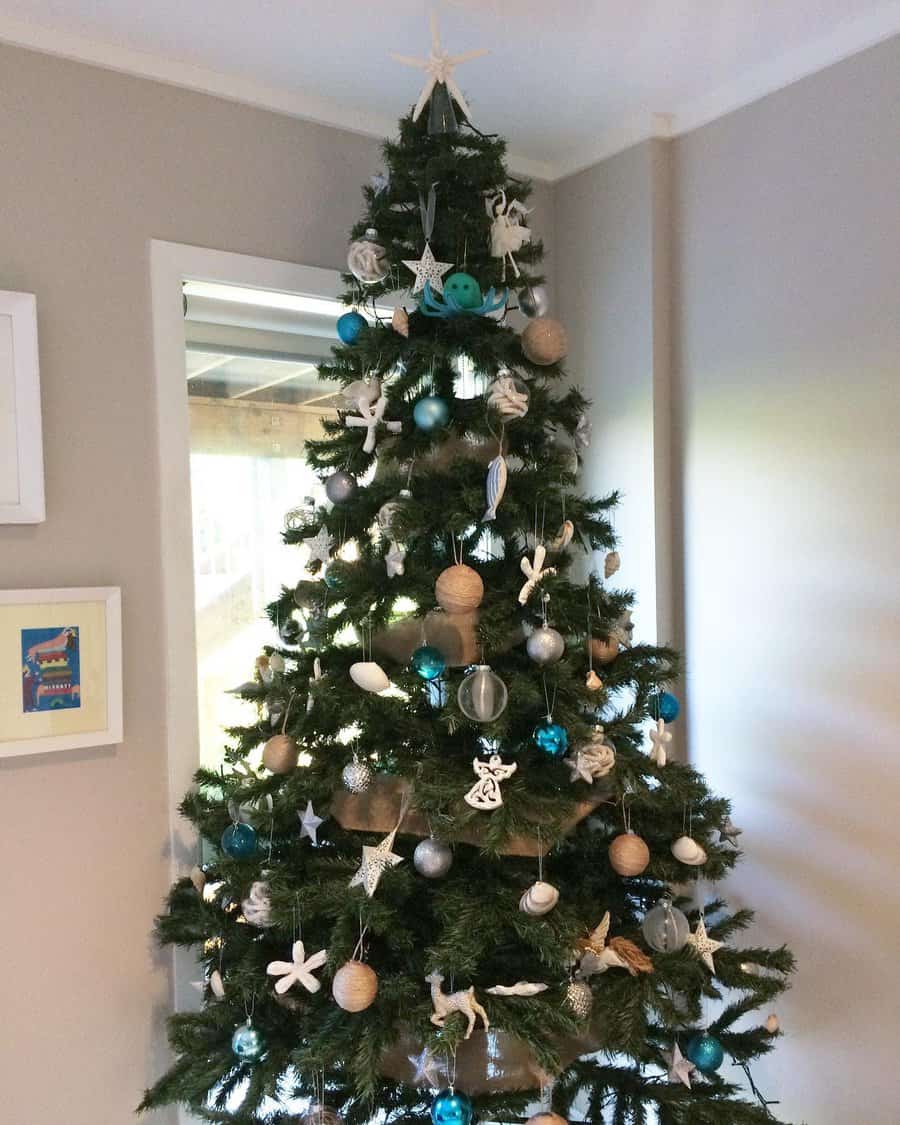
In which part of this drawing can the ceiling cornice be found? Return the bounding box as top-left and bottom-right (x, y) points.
(0, 7), (897, 184)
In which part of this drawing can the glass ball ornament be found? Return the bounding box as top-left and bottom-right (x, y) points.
(325, 470), (358, 505)
(565, 979), (593, 1020)
(641, 897), (691, 953)
(410, 644), (446, 681)
(457, 665), (508, 722)
(533, 718), (569, 757)
(300, 1106), (344, 1125)
(518, 284), (550, 318)
(278, 616), (302, 646)
(220, 821), (258, 859)
(342, 756), (373, 794)
(686, 1031), (725, 1073)
(413, 395), (450, 431)
(322, 563), (341, 590)
(231, 1020), (265, 1061)
(443, 271), (483, 309)
(431, 1088), (473, 1125)
(654, 691), (681, 722)
(347, 228), (388, 285)
(336, 310), (367, 345)
(413, 837), (453, 878)
(526, 625), (565, 666)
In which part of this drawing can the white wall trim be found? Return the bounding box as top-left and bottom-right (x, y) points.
(149, 242), (343, 1125)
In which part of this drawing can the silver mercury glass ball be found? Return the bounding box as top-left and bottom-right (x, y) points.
(413, 837), (453, 878)
(341, 757), (372, 794)
(565, 979), (593, 1020)
(325, 470), (358, 505)
(518, 284), (550, 318)
(526, 625), (565, 666)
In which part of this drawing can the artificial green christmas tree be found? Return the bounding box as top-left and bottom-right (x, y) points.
(143, 38), (795, 1125)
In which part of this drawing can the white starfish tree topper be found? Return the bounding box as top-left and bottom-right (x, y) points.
(391, 13), (489, 124)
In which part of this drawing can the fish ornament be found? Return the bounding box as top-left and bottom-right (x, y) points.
(483, 451), (508, 521)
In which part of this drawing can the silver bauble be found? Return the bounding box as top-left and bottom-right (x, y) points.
(342, 757), (372, 794)
(347, 228), (388, 285)
(565, 979), (593, 1020)
(641, 897), (691, 953)
(325, 470), (358, 505)
(413, 837), (453, 878)
(526, 626), (565, 666)
(518, 284), (550, 318)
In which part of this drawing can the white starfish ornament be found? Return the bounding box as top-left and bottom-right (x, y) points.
(349, 828), (404, 896)
(408, 1045), (444, 1088)
(649, 719), (672, 767)
(666, 1043), (696, 1089)
(391, 13), (488, 125)
(298, 800), (324, 845)
(719, 817), (743, 847)
(266, 940), (327, 994)
(303, 526), (334, 565)
(345, 394), (401, 454)
(687, 916), (724, 973)
(402, 242), (454, 295)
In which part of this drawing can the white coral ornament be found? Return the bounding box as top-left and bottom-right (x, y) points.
(518, 544), (557, 605)
(345, 394), (401, 455)
(648, 719), (672, 766)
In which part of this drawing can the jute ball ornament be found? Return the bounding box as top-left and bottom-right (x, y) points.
(521, 317), (568, 366)
(332, 960), (378, 1012)
(588, 636), (620, 665)
(262, 734), (299, 774)
(526, 1114), (569, 1125)
(608, 831), (651, 876)
(435, 564), (484, 614)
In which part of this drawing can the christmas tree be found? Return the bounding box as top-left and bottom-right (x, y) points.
(143, 29), (795, 1125)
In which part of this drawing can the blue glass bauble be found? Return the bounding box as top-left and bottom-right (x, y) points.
(410, 644), (446, 681)
(337, 311), (367, 345)
(322, 563), (341, 590)
(221, 822), (258, 859)
(413, 395), (450, 431)
(431, 1089), (473, 1125)
(444, 272), (482, 309)
(533, 719), (569, 757)
(231, 1021), (266, 1061)
(654, 691), (680, 722)
(686, 1031), (725, 1073)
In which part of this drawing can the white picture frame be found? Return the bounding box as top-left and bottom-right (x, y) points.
(0, 290), (45, 523)
(0, 587), (123, 758)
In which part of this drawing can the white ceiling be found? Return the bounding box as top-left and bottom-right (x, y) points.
(0, 0), (897, 179)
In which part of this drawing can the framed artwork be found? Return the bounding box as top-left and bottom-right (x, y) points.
(0, 290), (45, 523)
(0, 587), (123, 758)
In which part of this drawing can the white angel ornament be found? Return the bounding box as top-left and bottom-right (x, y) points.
(464, 754), (517, 811)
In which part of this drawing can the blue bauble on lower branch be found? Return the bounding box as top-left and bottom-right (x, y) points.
(231, 1020), (266, 1061)
(431, 1089), (473, 1125)
(410, 644), (446, 681)
(653, 690), (680, 722)
(336, 310), (367, 345)
(413, 394), (450, 431)
(685, 1031), (725, 1073)
(533, 718), (569, 757)
(221, 821), (258, 859)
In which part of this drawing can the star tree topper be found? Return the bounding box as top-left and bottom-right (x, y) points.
(391, 12), (488, 125)
(402, 242), (453, 295)
(687, 916), (724, 972)
(349, 827), (404, 896)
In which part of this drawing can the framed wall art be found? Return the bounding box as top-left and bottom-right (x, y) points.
(0, 290), (45, 523)
(0, 587), (122, 758)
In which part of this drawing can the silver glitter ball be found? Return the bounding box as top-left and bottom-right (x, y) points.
(518, 284), (550, 318)
(413, 837), (453, 878)
(526, 625), (565, 666)
(342, 757), (372, 794)
(325, 470), (358, 505)
(565, 979), (593, 1020)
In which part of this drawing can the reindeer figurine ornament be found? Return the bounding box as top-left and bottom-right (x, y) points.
(426, 972), (490, 1039)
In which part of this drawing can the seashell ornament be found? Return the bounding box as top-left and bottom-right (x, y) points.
(519, 880), (560, 916)
(671, 835), (708, 866)
(392, 306), (410, 337)
(604, 550), (621, 579)
(349, 661), (390, 693)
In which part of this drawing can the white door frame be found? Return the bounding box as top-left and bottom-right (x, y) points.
(149, 241), (343, 1122)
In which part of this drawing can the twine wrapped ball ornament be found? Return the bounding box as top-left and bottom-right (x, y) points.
(608, 832), (651, 876)
(521, 317), (568, 366)
(435, 564), (484, 614)
(527, 1115), (569, 1125)
(262, 734), (299, 774)
(588, 636), (619, 665)
(332, 960), (379, 1012)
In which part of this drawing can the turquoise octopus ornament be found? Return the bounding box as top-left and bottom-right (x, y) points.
(419, 279), (508, 318)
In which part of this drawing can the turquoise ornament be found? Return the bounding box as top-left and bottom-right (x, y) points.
(431, 1089), (473, 1125)
(413, 395), (450, 431)
(686, 1031), (725, 1073)
(221, 822), (258, 859)
(322, 563), (341, 590)
(654, 691), (680, 722)
(337, 311), (367, 345)
(533, 719), (569, 757)
(411, 644), (446, 681)
(231, 1020), (266, 1061)
(443, 272), (482, 309)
